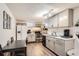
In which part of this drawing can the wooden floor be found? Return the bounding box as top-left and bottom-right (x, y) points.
(27, 43), (56, 56)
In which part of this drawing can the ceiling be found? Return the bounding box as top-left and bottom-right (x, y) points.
(6, 3), (79, 22)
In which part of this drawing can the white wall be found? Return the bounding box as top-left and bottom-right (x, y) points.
(0, 3), (16, 47)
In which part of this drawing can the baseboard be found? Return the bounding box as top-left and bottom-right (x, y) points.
(44, 46), (59, 56)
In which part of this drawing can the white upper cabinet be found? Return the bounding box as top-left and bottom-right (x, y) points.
(58, 10), (69, 27)
(51, 15), (58, 27)
(73, 8), (79, 26)
(58, 9), (73, 27)
(47, 9), (73, 28)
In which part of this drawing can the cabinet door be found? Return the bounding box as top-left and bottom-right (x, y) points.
(46, 37), (49, 48)
(58, 10), (68, 27)
(46, 37), (51, 49)
(49, 39), (55, 51)
(47, 40), (51, 49)
(55, 43), (65, 56)
(46, 37), (55, 51)
(52, 15), (58, 27)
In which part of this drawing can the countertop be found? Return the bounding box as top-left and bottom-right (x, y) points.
(55, 37), (74, 40)
(42, 34), (74, 41)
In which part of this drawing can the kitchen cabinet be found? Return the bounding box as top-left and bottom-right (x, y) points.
(46, 36), (55, 51)
(58, 10), (69, 27)
(51, 15), (58, 27)
(54, 38), (74, 56)
(55, 39), (65, 56)
(46, 36), (51, 49)
(49, 39), (55, 51)
(55, 43), (65, 56)
(46, 36), (74, 56)
(46, 9), (73, 28)
(58, 9), (73, 27)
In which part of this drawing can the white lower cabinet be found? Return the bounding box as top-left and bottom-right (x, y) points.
(49, 39), (55, 51)
(55, 39), (74, 56)
(46, 36), (74, 56)
(46, 36), (55, 51)
(55, 43), (65, 56)
(46, 39), (50, 49)
(46, 37), (52, 49)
